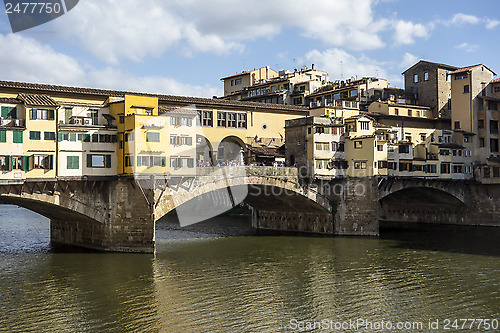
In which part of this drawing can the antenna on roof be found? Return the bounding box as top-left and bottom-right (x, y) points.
(340, 61), (343, 81)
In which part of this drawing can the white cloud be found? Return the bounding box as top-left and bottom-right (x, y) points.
(455, 42), (479, 53)
(400, 52), (420, 68)
(441, 13), (499, 30)
(486, 19), (500, 30)
(305, 48), (388, 81)
(0, 33), (220, 98)
(393, 20), (429, 45)
(52, 0), (428, 64)
(451, 13), (480, 25)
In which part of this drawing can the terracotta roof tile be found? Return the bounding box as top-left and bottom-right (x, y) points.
(17, 93), (58, 106)
(0, 97), (21, 104)
(448, 64), (496, 76)
(0, 80), (308, 113)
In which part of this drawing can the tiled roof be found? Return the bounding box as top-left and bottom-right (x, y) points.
(0, 80), (309, 113)
(0, 97), (21, 104)
(492, 78), (500, 83)
(248, 146), (283, 157)
(17, 93), (58, 106)
(402, 60), (458, 74)
(448, 64), (496, 76)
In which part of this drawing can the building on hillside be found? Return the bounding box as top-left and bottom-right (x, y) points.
(344, 115), (473, 179)
(368, 100), (433, 119)
(306, 77), (388, 110)
(309, 99), (361, 119)
(449, 64), (500, 183)
(221, 65), (328, 106)
(221, 66), (278, 97)
(402, 60), (458, 118)
(285, 116), (346, 179)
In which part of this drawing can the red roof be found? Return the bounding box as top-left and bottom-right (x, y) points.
(449, 64), (496, 75)
(492, 78), (500, 83)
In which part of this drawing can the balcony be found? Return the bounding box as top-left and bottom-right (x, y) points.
(0, 118), (25, 128)
(68, 116), (93, 126)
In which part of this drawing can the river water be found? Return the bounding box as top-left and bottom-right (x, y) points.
(0, 204), (499, 332)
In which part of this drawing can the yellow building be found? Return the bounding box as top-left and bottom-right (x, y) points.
(221, 66), (278, 97)
(368, 101), (432, 118)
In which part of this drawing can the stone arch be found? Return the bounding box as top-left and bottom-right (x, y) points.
(153, 173), (331, 225)
(0, 195), (102, 224)
(196, 134), (214, 165)
(216, 136), (247, 164)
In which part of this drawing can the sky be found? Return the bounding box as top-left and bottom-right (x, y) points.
(0, 0), (499, 98)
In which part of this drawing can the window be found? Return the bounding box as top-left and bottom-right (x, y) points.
(407, 109), (412, 117)
(424, 72), (429, 81)
(30, 131), (41, 140)
(67, 156), (79, 170)
(394, 108), (399, 116)
(378, 161), (388, 169)
(464, 85), (470, 93)
(124, 132), (134, 142)
(315, 126), (328, 134)
(92, 134), (99, 142)
(90, 109), (99, 125)
(146, 132), (160, 142)
(69, 133), (77, 142)
(333, 93), (340, 100)
(331, 142), (344, 152)
(453, 165), (463, 174)
(181, 117), (193, 127)
(170, 157), (194, 169)
(490, 138), (499, 153)
(349, 89), (358, 97)
(454, 121), (461, 130)
(315, 159), (329, 169)
(83, 134), (91, 142)
(493, 167), (500, 178)
(315, 142), (330, 151)
(235, 78), (242, 85)
(227, 113), (237, 128)
(399, 145), (410, 154)
(359, 121), (369, 130)
(1, 106), (17, 119)
(354, 141), (363, 149)
(413, 74), (418, 83)
(455, 73), (468, 80)
(31, 108), (55, 120)
(377, 145), (384, 151)
(480, 138), (485, 147)
(199, 111), (213, 127)
(119, 116), (125, 124)
(125, 155), (134, 167)
(0, 130), (5, 143)
(484, 167), (490, 178)
(488, 101), (498, 110)
(237, 113), (247, 128)
(490, 120), (499, 134)
(217, 112), (227, 127)
(354, 161), (367, 169)
(13, 131), (23, 143)
(441, 163), (451, 174)
(478, 119), (484, 129)
(87, 154), (111, 168)
(33, 155), (53, 169)
(44, 132), (56, 141)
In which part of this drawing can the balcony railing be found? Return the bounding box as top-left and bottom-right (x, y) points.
(309, 100), (359, 109)
(0, 118), (25, 128)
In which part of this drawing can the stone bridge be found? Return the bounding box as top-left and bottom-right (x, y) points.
(1, 170), (499, 253)
(0, 167), (333, 253)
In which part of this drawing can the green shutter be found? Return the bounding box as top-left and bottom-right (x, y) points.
(83, 134), (90, 142)
(5, 155), (12, 171)
(87, 155), (92, 168)
(23, 156), (29, 172)
(58, 132), (63, 141)
(13, 131), (23, 143)
(0, 130), (6, 143)
(31, 108), (37, 120)
(11, 107), (17, 119)
(48, 109), (55, 120)
(1, 106), (8, 119)
(49, 155), (54, 169)
(69, 133), (76, 142)
(105, 155), (111, 168)
(65, 108), (72, 124)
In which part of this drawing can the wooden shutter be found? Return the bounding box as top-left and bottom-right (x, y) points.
(23, 156), (30, 172)
(31, 108), (37, 119)
(48, 109), (55, 120)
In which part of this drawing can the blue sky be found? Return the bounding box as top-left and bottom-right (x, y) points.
(0, 0), (499, 98)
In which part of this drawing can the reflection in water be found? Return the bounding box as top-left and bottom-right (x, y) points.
(0, 204), (499, 332)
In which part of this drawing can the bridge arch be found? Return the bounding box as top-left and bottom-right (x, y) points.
(153, 167), (332, 229)
(378, 179), (468, 225)
(216, 136), (247, 164)
(196, 134), (214, 165)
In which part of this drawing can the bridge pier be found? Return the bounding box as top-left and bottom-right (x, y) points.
(251, 209), (334, 234)
(50, 178), (155, 253)
(333, 177), (379, 236)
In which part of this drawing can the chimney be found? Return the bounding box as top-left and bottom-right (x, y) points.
(312, 64), (315, 70)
